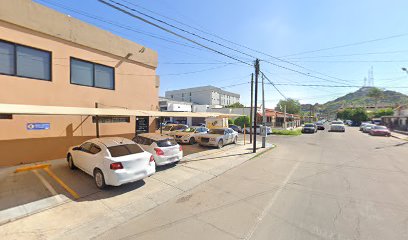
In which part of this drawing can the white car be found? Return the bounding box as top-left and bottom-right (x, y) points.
(197, 128), (238, 148)
(133, 133), (183, 166)
(329, 121), (345, 132)
(169, 126), (209, 144)
(67, 137), (155, 189)
(156, 124), (188, 135)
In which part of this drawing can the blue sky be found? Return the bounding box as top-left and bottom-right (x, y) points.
(35, 0), (408, 107)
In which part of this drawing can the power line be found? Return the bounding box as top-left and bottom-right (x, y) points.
(280, 33), (408, 58)
(285, 49), (408, 59)
(260, 71), (287, 100)
(98, 0), (253, 66)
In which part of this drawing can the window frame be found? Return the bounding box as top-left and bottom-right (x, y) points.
(70, 57), (115, 90)
(0, 39), (52, 81)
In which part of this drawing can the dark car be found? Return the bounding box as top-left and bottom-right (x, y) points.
(229, 124), (242, 133)
(302, 123), (317, 133)
(315, 122), (325, 130)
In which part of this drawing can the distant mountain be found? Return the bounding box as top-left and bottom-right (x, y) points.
(312, 87), (408, 114)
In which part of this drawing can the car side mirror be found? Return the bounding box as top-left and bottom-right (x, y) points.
(72, 146), (81, 151)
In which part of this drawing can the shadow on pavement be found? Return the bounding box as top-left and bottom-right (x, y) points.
(180, 152), (252, 163)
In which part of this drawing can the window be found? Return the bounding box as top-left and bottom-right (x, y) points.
(156, 139), (177, 147)
(70, 58), (114, 90)
(108, 144), (144, 157)
(89, 144), (101, 154)
(0, 114), (12, 119)
(0, 40), (51, 80)
(80, 142), (93, 152)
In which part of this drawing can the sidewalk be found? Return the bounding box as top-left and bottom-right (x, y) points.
(0, 141), (273, 240)
(391, 130), (408, 140)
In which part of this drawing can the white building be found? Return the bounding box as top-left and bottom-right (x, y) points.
(165, 86), (240, 107)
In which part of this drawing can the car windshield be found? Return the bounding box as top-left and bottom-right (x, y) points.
(172, 125), (187, 131)
(183, 128), (196, 133)
(374, 126), (387, 129)
(332, 121), (343, 124)
(208, 129), (225, 135)
(108, 144), (144, 157)
(305, 124), (314, 127)
(156, 138), (177, 147)
(162, 125), (173, 131)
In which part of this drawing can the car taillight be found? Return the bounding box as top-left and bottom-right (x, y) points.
(110, 162), (123, 170)
(154, 148), (164, 156)
(149, 155), (155, 163)
(179, 145), (183, 152)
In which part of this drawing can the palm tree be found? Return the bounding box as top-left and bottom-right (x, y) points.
(367, 87), (384, 109)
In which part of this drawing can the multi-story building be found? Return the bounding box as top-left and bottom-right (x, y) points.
(0, 0), (159, 165)
(165, 86), (240, 107)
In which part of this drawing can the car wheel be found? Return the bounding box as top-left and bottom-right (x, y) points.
(217, 139), (224, 149)
(233, 136), (238, 144)
(67, 154), (76, 170)
(94, 169), (106, 189)
(189, 137), (196, 145)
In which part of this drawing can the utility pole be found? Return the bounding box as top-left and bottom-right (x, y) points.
(253, 59), (260, 153)
(261, 73), (266, 148)
(284, 105), (287, 129)
(249, 73), (254, 144)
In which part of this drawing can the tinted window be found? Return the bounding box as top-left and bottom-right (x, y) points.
(0, 41), (15, 75)
(173, 125), (187, 131)
(16, 45), (51, 80)
(156, 138), (177, 147)
(208, 129), (225, 135)
(80, 142), (93, 152)
(71, 59), (93, 87)
(70, 58), (114, 90)
(108, 144), (144, 157)
(89, 144), (101, 154)
(374, 126), (387, 129)
(304, 124), (314, 127)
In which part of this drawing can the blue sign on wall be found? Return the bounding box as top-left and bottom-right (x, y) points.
(26, 123), (50, 130)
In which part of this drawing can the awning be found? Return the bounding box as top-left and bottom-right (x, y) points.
(0, 103), (241, 118)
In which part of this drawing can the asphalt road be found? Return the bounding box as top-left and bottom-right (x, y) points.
(98, 127), (408, 240)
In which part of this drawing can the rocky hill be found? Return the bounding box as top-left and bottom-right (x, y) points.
(317, 87), (408, 114)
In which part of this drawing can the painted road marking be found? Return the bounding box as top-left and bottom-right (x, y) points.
(244, 161), (301, 240)
(43, 167), (80, 199)
(32, 170), (64, 203)
(15, 164), (80, 200)
(15, 164), (51, 173)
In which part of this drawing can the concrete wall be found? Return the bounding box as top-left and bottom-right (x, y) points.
(165, 86), (240, 106)
(0, 1), (159, 166)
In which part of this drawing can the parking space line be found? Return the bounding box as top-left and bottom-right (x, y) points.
(43, 167), (80, 199)
(15, 164), (51, 173)
(32, 170), (64, 203)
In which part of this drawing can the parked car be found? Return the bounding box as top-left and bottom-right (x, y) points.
(133, 133), (183, 166)
(362, 124), (376, 133)
(169, 126), (209, 144)
(372, 119), (382, 125)
(360, 122), (370, 131)
(315, 122), (325, 130)
(229, 124), (242, 133)
(302, 123), (317, 133)
(369, 126), (391, 137)
(67, 137), (155, 189)
(156, 124), (188, 135)
(197, 128), (238, 148)
(243, 125), (272, 134)
(329, 121), (345, 132)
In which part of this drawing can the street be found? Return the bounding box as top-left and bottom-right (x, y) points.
(97, 127), (408, 240)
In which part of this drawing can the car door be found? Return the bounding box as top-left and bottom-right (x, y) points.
(73, 142), (93, 171)
(225, 129), (233, 143)
(82, 143), (102, 174)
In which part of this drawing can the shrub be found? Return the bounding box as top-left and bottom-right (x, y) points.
(234, 116), (250, 128)
(271, 129), (302, 136)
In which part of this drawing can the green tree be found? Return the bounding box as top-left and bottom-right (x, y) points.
(351, 108), (369, 124)
(275, 98), (301, 114)
(225, 102), (245, 108)
(234, 116), (250, 128)
(228, 118), (234, 125)
(337, 108), (353, 120)
(371, 108), (394, 118)
(367, 87), (384, 109)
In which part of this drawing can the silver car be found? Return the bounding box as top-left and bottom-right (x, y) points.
(329, 121), (345, 132)
(169, 126), (209, 144)
(197, 128), (238, 149)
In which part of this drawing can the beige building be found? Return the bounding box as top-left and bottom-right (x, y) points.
(0, 0), (159, 166)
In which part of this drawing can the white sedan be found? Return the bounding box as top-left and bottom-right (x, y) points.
(329, 121), (346, 132)
(67, 137), (156, 189)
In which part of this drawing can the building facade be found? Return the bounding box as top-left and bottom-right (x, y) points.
(0, 0), (159, 166)
(165, 86), (240, 106)
(382, 104), (408, 132)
